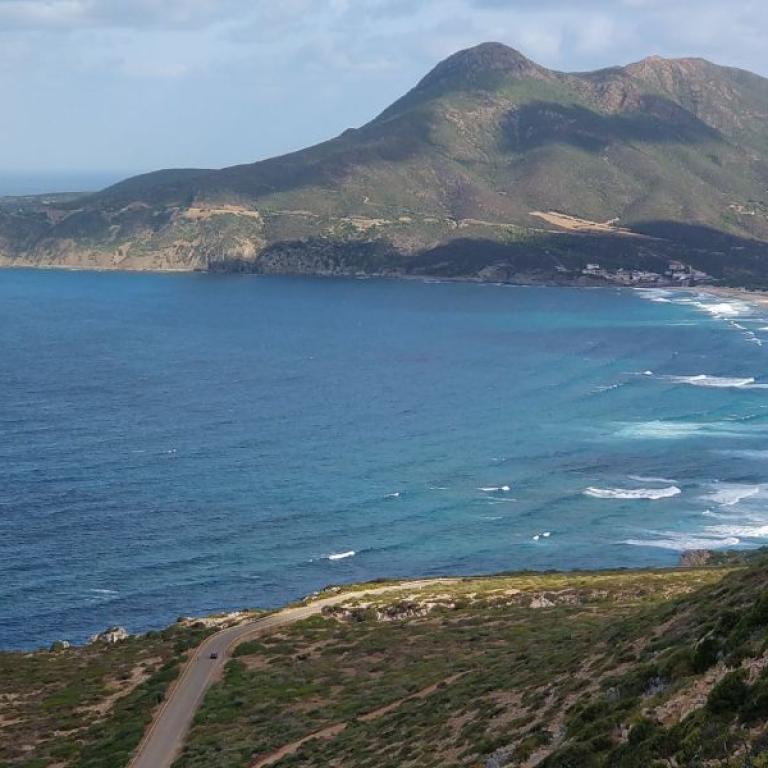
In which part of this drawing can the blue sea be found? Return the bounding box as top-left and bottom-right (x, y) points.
(2, 270), (768, 649)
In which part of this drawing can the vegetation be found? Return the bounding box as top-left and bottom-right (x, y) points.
(0, 623), (211, 768)
(6, 554), (768, 767)
(171, 560), (768, 768)
(1, 43), (768, 283)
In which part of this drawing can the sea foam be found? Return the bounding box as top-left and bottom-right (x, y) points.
(328, 551), (355, 561)
(623, 535), (740, 551)
(666, 374), (761, 389)
(704, 484), (763, 507)
(585, 486), (681, 500)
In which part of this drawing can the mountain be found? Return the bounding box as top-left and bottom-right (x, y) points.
(3, 42), (768, 285)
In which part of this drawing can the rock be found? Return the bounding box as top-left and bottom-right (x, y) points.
(529, 596), (556, 609)
(49, 640), (70, 652)
(679, 550), (713, 567)
(88, 626), (129, 644)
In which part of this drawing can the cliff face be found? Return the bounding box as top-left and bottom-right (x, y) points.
(2, 42), (768, 284)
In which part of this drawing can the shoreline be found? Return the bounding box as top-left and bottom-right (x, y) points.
(693, 284), (768, 309)
(0, 261), (723, 292)
(2, 552), (753, 654)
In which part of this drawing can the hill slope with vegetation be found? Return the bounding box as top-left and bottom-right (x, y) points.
(4, 552), (768, 767)
(1, 43), (768, 284)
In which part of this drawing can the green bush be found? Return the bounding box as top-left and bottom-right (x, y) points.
(692, 636), (720, 673)
(706, 670), (748, 716)
(741, 674), (768, 723)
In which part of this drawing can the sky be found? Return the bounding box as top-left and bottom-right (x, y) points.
(1, 0), (767, 191)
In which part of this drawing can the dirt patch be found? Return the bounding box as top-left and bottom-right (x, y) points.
(77, 657), (161, 718)
(529, 210), (644, 237)
(182, 206), (263, 222)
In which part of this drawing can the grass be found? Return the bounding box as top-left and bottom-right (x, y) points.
(6, 556), (768, 768)
(172, 565), (757, 768)
(0, 623), (212, 768)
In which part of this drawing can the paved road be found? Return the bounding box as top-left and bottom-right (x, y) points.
(128, 579), (451, 768)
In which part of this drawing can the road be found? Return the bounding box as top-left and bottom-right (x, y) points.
(128, 579), (452, 768)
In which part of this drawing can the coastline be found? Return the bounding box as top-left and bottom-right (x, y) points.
(694, 284), (768, 309)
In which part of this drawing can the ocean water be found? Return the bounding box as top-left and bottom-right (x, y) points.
(2, 271), (768, 649)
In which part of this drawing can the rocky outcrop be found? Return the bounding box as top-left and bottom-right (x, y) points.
(88, 626), (129, 644)
(679, 550), (713, 567)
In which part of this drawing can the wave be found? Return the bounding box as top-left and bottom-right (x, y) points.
(90, 588), (119, 595)
(585, 486), (681, 500)
(594, 381), (625, 393)
(623, 535), (740, 551)
(532, 531), (552, 541)
(328, 550), (355, 561)
(719, 449), (768, 460)
(704, 484), (762, 507)
(692, 300), (752, 318)
(385, 491), (402, 499)
(479, 485), (511, 492)
(615, 420), (758, 440)
(629, 474), (676, 484)
(705, 523), (768, 539)
(662, 374), (768, 389)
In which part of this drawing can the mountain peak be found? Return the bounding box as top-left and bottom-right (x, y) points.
(623, 53), (715, 80)
(415, 42), (547, 92)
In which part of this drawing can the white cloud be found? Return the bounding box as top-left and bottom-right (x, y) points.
(0, 0), (766, 177)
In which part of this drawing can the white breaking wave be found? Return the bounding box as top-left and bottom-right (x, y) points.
(706, 523), (768, 539)
(616, 421), (706, 439)
(90, 588), (118, 595)
(629, 474), (677, 484)
(585, 486), (681, 500)
(704, 484), (762, 507)
(615, 420), (759, 440)
(385, 491), (402, 499)
(479, 485), (511, 492)
(328, 550), (355, 561)
(623, 535), (740, 551)
(692, 300), (752, 318)
(662, 374), (768, 389)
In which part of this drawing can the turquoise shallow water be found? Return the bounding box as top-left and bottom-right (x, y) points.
(2, 271), (768, 649)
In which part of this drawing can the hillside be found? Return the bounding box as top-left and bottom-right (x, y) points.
(2, 43), (768, 284)
(4, 553), (768, 767)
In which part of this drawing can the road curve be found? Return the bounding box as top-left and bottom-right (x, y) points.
(128, 579), (453, 768)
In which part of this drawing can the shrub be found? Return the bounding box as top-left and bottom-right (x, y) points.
(692, 636), (720, 673)
(707, 670), (748, 716)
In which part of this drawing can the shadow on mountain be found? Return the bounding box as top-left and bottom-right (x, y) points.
(502, 97), (722, 153)
(406, 223), (768, 286)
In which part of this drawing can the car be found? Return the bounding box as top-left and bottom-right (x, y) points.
(209, 652), (219, 660)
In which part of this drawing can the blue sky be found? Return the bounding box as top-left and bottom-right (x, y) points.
(1, 0), (766, 184)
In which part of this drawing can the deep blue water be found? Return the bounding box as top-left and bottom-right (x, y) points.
(2, 271), (768, 649)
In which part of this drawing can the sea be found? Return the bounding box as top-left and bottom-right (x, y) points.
(2, 270), (768, 649)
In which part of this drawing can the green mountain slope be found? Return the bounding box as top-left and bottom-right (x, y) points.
(2, 42), (768, 284)
(5, 551), (768, 767)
